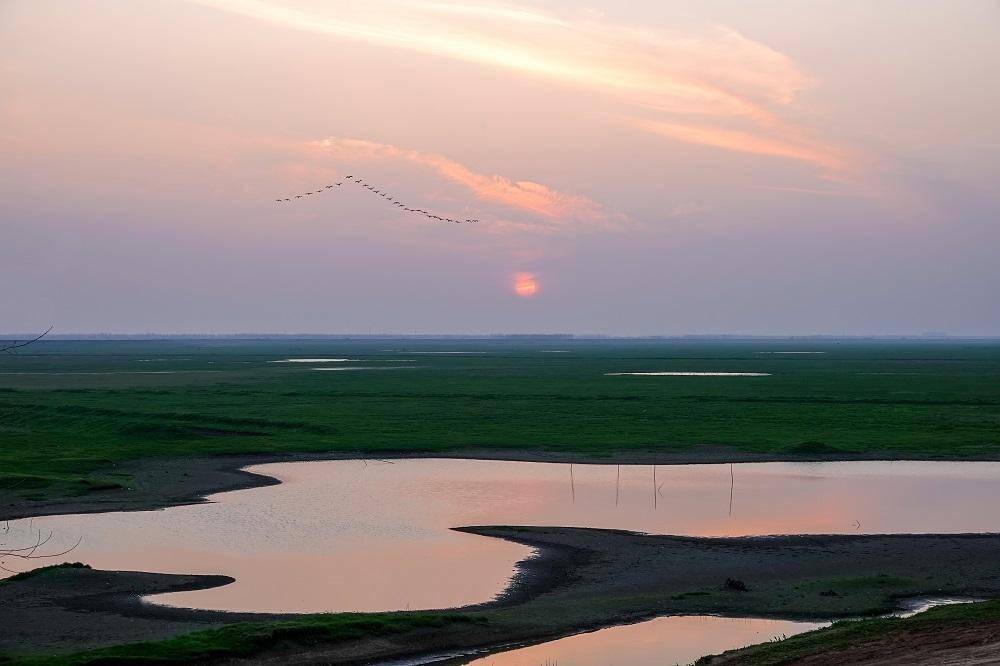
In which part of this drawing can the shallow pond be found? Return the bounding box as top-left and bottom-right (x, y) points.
(3, 459), (1000, 614)
(447, 597), (976, 666)
(452, 615), (826, 666)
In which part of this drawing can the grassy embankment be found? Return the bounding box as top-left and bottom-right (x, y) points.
(2, 338), (999, 501)
(4, 613), (484, 665)
(699, 598), (1000, 664)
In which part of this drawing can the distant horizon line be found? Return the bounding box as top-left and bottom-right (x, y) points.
(3, 332), (999, 341)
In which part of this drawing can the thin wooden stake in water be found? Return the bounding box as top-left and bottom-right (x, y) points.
(729, 462), (735, 517)
(653, 465), (657, 509)
(615, 464), (621, 507)
(569, 463), (575, 503)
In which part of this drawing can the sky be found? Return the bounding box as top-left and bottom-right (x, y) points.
(2, 0), (998, 335)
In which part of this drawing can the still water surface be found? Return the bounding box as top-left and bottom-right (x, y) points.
(3, 460), (1000, 614)
(450, 598), (977, 665)
(454, 615), (826, 666)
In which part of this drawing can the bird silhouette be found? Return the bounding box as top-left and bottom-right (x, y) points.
(275, 175), (480, 227)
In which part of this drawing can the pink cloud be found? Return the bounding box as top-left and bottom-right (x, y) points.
(193, 1), (851, 177)
(306, 137), (622, 231)
(625, 118), (851, 174)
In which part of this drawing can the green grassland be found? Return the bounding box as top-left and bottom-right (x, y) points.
(2, 338), (1000, 499)
(5, 608), (483, 665)
(697, 598), (1000, 665)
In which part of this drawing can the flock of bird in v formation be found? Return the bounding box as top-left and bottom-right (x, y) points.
(275, 175), (479, 224)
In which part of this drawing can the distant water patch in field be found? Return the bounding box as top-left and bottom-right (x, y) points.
(757, 351), (827, 355)
(606, 372), (771, 377)
(270, 358), (358, 363)
(0, 371), (220, 375)
(312, 366), (419, 371)
(858, 372), (922, 375)
(407, 351), (490, 354)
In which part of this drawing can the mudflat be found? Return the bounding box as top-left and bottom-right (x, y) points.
(6, 527), (1000, 663)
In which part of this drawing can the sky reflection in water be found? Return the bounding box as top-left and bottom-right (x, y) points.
(4, 460), (1000, 614)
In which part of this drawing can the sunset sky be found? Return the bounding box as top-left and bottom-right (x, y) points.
(2, 0), (998, 334)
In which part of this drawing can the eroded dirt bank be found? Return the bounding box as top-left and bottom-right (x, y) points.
(703, 619), (1000, 666)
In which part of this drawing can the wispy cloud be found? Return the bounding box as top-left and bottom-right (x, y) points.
(191, 0), (848, 174)
(626, 119), (850, 173)
(756, 185), (873, 198)
(306, 137), (620, 231)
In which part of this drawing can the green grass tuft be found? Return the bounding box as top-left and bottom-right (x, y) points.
(3, 613), (485, 665)
(697, 599), (1000, 665)
(0, 563), (91, 586)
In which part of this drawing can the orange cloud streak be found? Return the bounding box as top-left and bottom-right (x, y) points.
(193, 0), (848, 174)
(626, 118), (850, 173)
(308, 137), (618, 230)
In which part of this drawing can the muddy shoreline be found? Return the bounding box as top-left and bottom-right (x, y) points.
(5, 446), (1000, 521)
(5, 451), (1000, 663)
(6, 526), (1000, 662)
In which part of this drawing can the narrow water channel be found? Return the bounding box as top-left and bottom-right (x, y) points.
(452, 615), (826, 666)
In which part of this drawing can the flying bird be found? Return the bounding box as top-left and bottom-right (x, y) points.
(274, 175), (479, 226)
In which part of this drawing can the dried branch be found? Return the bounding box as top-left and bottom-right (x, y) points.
(0, 526), (83, 574)
(1, 326), (53, 354)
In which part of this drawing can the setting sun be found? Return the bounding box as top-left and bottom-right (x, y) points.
(513, 273), (539, 297)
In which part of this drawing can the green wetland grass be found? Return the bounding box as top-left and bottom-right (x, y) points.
(2, 338), (999, 499)
(696, 598), (1000, 665)
(4, 607), (483, 665)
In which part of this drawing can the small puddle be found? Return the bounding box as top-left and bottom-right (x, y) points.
(756, 351), (827, 355)
(894, 597), (980, 618)
(312, 366), (419, 371)
(270, 358), (359, 363)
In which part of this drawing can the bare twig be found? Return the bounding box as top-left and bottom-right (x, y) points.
(1, 326), (53, 354)
(0, 526), (83, 575)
